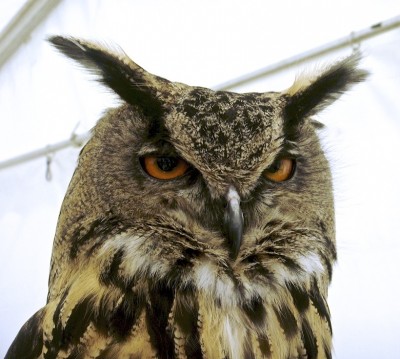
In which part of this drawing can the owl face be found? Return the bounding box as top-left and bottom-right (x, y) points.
(12, 36), (366, 359)
(84, 84), (329, 254)
(46, 36), (368, 294)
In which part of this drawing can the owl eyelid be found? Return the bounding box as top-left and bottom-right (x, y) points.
(138, 146), (180, 157)
(139, 151), (179, 159)
(138, 139), (180, 157)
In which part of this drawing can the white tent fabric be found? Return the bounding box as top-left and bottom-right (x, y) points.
(1, 1), (400, 357)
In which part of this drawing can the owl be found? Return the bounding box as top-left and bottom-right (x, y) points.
(6, 36), (367, 359)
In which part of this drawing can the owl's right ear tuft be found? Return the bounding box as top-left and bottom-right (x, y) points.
(283, 52), (369, 125)
(48, 35), (174, 118)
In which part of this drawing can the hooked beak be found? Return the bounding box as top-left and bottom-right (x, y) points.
(223, 186), (244, 260)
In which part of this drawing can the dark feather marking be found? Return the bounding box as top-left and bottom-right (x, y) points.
(319, 234), (337, 283)
(146, 281), (175, 359)
(99, 248), (125, 286)
(310, 277), (332, 334)
(242, 295), (266, 329)
(287, 282), (310, 313)
(323, 341), (332, 359)
(5, 308), (44, 359)
(316, 222), (337, 261)
(323, 235), (337, 261)
(243, 345), (256, 359)
(94, 297), (110, 335)
(174, 286), (203, 358)
(281, 255), (304, 273)
(243, 254), (275, 285)
(108, 291), (145, 339)
(69, 216), (125, 259)
(62, 296), (94, 345)
(301, 318), (318, 359)
(86, 222), (130, 258)
(274, 304), (298, 339)
(267, 252), (303, 273)
(258, 335), (272, 357)
(168, 248), (199, 286)
(94, 275), (146, 338)
(44, 287), (70, 358)
(319, 251), (333, 282)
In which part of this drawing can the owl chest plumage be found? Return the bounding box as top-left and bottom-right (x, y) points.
(37, 228), (332, 359)
(39, 279), (331, 359)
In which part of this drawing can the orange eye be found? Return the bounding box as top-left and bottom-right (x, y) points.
(141, 156), (190, 180)
(264, 158), (296, 182)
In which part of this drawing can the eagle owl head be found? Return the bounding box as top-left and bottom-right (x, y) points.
(6, 36), (367, 359)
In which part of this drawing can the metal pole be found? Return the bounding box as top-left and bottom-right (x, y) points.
(0, 0), (63, 71)
(0, 133), (89, 171)
(214, 15), (400, 91)
(0, 14), (399, 171)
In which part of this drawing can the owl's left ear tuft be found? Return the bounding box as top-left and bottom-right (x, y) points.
(48, 36), (175, 119)
(283, 52), (369, 124)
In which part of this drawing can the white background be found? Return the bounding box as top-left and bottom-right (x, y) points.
(1, 1), (400, 357)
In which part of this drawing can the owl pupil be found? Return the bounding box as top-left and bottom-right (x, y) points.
(269, 160), (282, 173)
(157, 157), (178, 172)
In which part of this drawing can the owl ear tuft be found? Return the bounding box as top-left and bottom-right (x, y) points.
(283, 53), (369, 124)
(48, 36), (175, 118)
